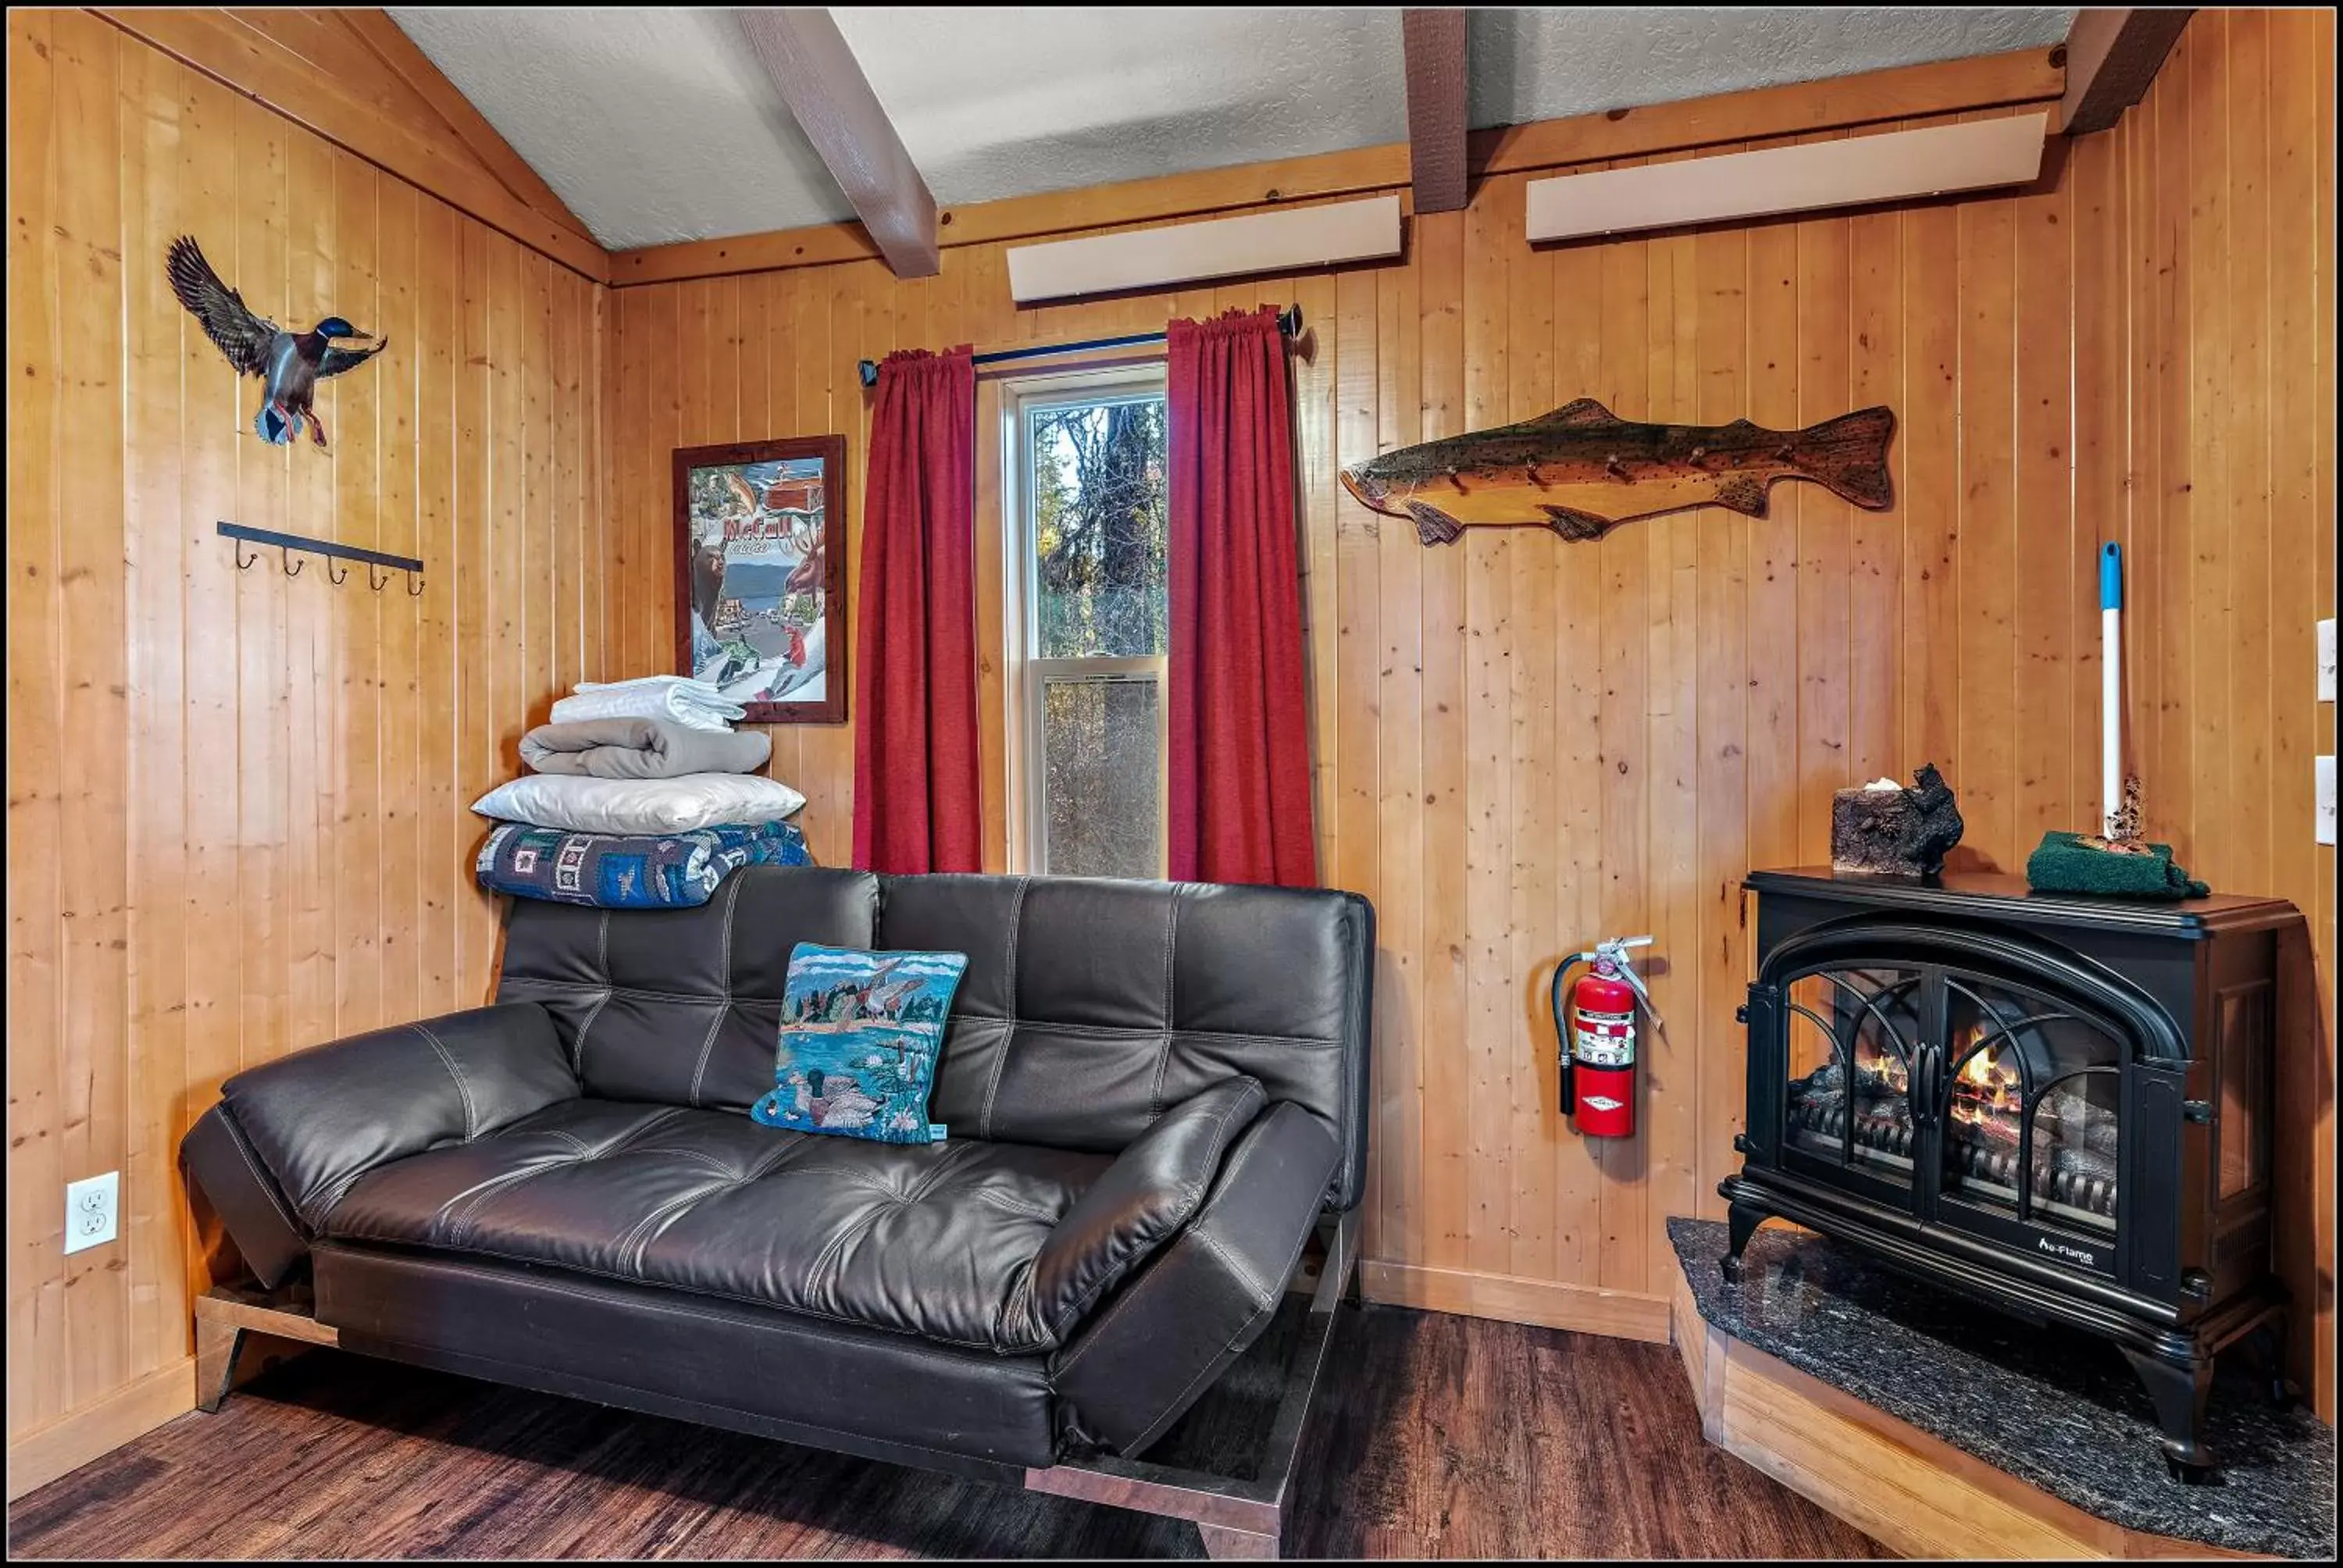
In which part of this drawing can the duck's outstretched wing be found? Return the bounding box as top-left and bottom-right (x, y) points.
(318, 338), (387, 378)
(166, 236), (276, 377)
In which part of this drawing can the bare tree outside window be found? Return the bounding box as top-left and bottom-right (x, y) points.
(1014, 380), (1170, 878)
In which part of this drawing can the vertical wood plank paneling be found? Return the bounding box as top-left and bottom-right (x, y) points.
(1506, 191), (1561, 1285)
(415, 195), (458, 1014)
(1332, 266), (1382, 1244)
(1460, 182), (1515, 1276)
(9, 7), (67, 1438)
(2012, 142), (2075, 855)
(1414, 208), (1471, 1274)
(1371, 241), (1424, 1268)
(1593, 210), (1650, 1293)
(117, 33), (189, 1381)
(1642, 202), (1704, 1284)
(1692, 221), (1749, 1221)
(233, 93), (287, 1106)
(376, 176), (420, 1027)
(6, 17), (615, 1458)
(51, 8), (131, 1413)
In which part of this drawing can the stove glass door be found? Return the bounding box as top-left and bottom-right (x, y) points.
(1780, 964), (1926, 1192)
(1932, 975), (2122, 1238)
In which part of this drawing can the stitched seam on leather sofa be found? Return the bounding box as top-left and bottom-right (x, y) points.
(318, 1245), (1057, 1383)
(216, 1107), (312, 1236)
(409, 1020), (480, 1142)
(797, 1141), (984, 1327)
(977, 878), (1029, 1141)
(1145, 889), (1178, 1121)
(621, 1178), (740, 1268)
(430, 1106), (697, 1242)
(497, 975), (783, 1009)
(970, 1188), (1061, 1224)
(621, 1137), (803, 1265)
(558, 909), (615, 1076)
(684, 878), (747, 1108)
(1038, 1080), (1261, 1344)
(433, 1156), (580, 1245)
(1350, 900), (1368, 1209)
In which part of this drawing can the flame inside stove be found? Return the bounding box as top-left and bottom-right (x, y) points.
(1949, 1028), (2023, 1126)
(1854, 1035), (1909, 1094)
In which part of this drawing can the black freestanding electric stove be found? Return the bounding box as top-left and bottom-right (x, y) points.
(1721, 868), (2303, 1481)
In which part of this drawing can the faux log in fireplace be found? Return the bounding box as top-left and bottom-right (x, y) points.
(1721, 868), (2302, 1482)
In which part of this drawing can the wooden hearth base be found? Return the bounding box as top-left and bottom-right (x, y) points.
(1667, 1258), (2264, 1560)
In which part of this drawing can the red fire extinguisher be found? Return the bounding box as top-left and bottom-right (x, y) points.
(1552, 935), (1657, 1139)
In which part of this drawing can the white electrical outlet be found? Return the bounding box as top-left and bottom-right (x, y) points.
(2319, 618), (2336, 703)
(2319, 756), (2337, 847)
(63, 1171), (118, 1255)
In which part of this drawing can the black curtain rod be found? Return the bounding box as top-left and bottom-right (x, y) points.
(856, 305), (1302, 388)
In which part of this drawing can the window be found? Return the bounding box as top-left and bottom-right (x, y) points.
(1003, 367), (1170, 878)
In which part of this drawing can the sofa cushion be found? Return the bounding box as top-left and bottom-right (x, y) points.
(876, 874), (1375, 1207)
(319, 1099), (1113, 1354)
(494, 865), (879, 1110)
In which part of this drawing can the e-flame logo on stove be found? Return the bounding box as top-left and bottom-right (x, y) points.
(2037, 1235), (2103, 1269)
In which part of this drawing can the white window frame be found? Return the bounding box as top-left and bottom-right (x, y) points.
(1000, 363), (1172, 878)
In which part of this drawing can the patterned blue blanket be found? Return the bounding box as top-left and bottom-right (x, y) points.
(476, 818), (811, 908)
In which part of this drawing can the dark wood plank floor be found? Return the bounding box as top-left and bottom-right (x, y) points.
(11, 1304), (1879, 1559)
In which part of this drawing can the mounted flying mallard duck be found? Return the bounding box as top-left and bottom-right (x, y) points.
(166, 235), (387, 449)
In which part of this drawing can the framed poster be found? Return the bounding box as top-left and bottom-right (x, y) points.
(673, 435), (848, 724)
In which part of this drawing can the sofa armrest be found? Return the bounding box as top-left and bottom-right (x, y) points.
(1025, 1078), (1267, 1346)
(212, 1002), (580, 1232)
(1048, 1099), (1341, 1455)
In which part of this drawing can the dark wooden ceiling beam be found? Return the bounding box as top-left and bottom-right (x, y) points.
(733, 8), (939, 278)
(1401, 9), (1469, 214)
(2059, 9), (2194, 134)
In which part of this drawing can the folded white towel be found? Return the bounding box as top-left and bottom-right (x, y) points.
(550, 683), (747, 733)
(572, 675), (729, 698)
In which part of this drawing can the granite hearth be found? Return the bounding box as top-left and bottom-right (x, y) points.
(1668, 1218), (2332, 1559)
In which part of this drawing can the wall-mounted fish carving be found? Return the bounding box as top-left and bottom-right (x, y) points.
(1339, 398), (1895, 545)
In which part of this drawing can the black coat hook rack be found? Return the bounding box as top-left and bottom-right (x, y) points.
(217, 521), (424, 593)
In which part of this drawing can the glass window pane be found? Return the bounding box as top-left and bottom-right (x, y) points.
(1041, 676), (1160, 878)
(1783, 967), (1922, 1186)
(1939, 980), (2120, 1233)
(1029, 398), (1168, 658)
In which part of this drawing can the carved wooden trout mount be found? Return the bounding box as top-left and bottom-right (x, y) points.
(1339, 398), (1895, 545)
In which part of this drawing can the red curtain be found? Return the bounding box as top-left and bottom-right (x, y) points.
(851, 347), (981, 873)
(1166, 307), (1317, 888)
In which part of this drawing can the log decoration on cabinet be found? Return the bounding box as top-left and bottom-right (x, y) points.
(166, 235), (387, 450)
(1338, 397), (1895, 545)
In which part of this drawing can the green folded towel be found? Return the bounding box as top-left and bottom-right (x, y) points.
(2025, 831), (2209, 900)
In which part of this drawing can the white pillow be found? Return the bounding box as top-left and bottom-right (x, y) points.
(470, 773), (807, 835)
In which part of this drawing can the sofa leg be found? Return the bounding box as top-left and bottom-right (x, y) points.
(1197, 1523), (1278, 1559)
(195, 1320), (248, 1414)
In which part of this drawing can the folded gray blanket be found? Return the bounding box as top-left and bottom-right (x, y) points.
(519, 718), (771, 779)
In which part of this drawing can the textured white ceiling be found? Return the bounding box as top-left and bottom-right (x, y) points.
(389, 7), (2076, 251)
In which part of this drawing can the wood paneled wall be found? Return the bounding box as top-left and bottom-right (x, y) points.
(6, 8), (606, 1476)
(2089, 7), (2335, 1415)
(604, 12), (2333, 1414)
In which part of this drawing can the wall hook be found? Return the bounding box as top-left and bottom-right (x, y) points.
(405, 571), (425, 597)
(280, 547), (304, 577)
(367, 563), (390, 591)
(326, 559), (350, 585)
(235, 540), (261, 570)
